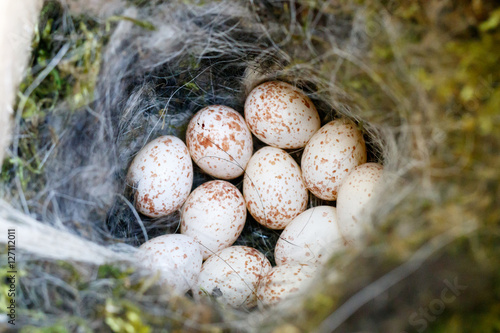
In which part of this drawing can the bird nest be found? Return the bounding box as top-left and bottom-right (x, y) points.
(1, 0), (500, 332)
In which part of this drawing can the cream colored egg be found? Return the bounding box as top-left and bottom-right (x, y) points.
(136, 234), (203, 295)
(243, 146), (308, 230)
(274, 206), (346, 266)
(127, 135), (193, 217)
(257, 264), (318, 307)
(244, 81), (320, 149)
(337, 163), (383, 245)
(301, 119), (367, 201)
(195, 246), (272, 308)
(186, 105), (253, 179)
(181, 180), (247, 259)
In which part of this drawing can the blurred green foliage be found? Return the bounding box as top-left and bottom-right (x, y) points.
(104, 299), (151, 333)
(1, 1), (108, 198)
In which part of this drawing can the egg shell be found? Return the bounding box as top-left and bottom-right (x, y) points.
(127, 135), (193, 217)
(337, 163), (383, 245)
(243, 146), (308, 230)
(301, 119), (367, 201)
(136, 234), (203, 295)
(244, 81), (321, 149)
(195, 246), (272, 308)
(186, 105), (253, 179)
(274, 206), (346, 266)
(181, 180), (247, 259)
(257, 263), (318, 307)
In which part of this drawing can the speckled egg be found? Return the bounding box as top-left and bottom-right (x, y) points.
(243, 146), (308, 230)
(337, 163), (383, 245)
(195, 246), (272, 308)
(127, 135), (193, 217)
(186, 105), (253, 179)
(244, 81), (321, 149)
(136, 234), (203, 295)
(181, 180), (247, 259)
(275, 206), (346, 266)
(301, 119), (367, 201)
(257, 263), (318, 307)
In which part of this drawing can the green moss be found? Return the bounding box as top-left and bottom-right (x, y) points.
(1, 1), (157, 199)
(21, 323), (71, 333)
(106, 16), (156, 31)
(21, 2), (104, 115)
(283, 1), (500, 331)
(98, 264), (132, 279)
(104, 299), (151, 333)
(301, 293), (338, 330)
(0, 2), (104, 198)
(0, 264), (24, 312)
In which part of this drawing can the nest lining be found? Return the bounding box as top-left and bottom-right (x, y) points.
(1, 0), (419, 329)
(2, 0), (499, 332)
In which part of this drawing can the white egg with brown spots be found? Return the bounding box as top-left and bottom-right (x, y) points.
(337, 163), (383, 245)
(301, 119), (367, 201)
(257, 263), (318, 307)
(243, 146), (308, 230)
(136, 234), (202, 295)
(181, 180), (247, 259)
(195, 246), (271, 308)
(127, 135), (193, 217)
(244, 81), (321, 149)
(275, 206), (346, 266)
(186, 105), (253, 179)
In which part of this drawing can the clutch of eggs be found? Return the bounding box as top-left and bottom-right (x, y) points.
(301, 118), (367, 201)
(127, 81), (384, 307)
(181, 180), (246, 259)
(243, 146), (308, 230)
(337, 163), (384, 245)
(136, 234), (202, 295)
(274, 206), (346, 266)
(257, 263), (319, 307)
(186, 105), (253, 180)
(195, 246), (272, 308)
(244, 81), (321, 149)
(126, 135), (193, 217)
